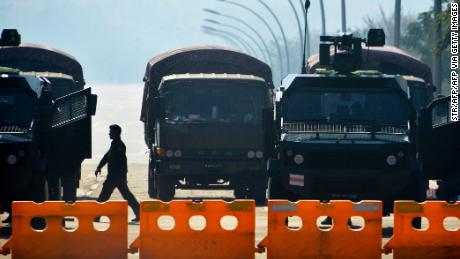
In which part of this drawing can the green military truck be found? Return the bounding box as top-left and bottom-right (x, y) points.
(268, 31), (426, 213)
(0, 30), (97, 218)
(141, 46), (275, 203)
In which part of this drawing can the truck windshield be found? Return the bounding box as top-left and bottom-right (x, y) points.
(0, 88), (36, 128)
(284, 88), (409, 127)
(163, 80), (267, 125)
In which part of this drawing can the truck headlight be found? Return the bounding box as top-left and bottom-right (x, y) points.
(174, 150), (182, 158)
(166, 150), (174, 158)
(255, 150), (264, 159)
(294, 154), (304, 165)
(247, 150), (256, 159)
(6, 155), (17, 165)
(386, 155), (397, 166)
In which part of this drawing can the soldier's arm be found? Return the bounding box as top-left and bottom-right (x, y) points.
(96, 151), (109, 171)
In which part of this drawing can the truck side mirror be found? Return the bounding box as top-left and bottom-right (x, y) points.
(262, 107), (274, 126)
(275, 101), (282, 119)
(319, 43), (331, 66)
(88, 94), (97, 116)
(152, 96), (165, 119)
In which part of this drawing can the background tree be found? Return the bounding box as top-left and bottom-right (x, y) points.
(353, 1), (456, 95)
(402, 0), (457, 95)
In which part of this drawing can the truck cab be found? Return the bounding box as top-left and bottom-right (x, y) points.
(0, 72), (47, 205)
(150, 74), (273, 203)
(141, 46), (275, 204)
(268, 31), (425, 213)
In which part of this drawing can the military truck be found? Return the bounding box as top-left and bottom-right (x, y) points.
(0, 30), (96, 216)
(419, 96), (460, 200)
(268, 30), (425, 213)
(141, 46), (275, 203)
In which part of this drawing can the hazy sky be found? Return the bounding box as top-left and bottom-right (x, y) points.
(1, 0), (433, 84)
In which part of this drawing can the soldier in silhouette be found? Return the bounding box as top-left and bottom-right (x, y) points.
(95, 124), (140, 222)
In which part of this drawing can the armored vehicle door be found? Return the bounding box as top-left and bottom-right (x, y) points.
(419, 97), (459, 180)
(46, 88), (97, 173)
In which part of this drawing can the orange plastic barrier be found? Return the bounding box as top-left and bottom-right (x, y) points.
(257, 200), (382, 259)
(129, 200), (255, 259)
(384, 201), (460, 258)
(1, 201), (128, 259)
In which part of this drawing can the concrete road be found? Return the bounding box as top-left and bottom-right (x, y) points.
(1, 163), (458, 259)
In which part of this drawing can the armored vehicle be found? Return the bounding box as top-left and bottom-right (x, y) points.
(141, 46), (274, 203)
(419, 96), (459, 200)
(0, 30), (96, 215)
(268, 30), (425, 213)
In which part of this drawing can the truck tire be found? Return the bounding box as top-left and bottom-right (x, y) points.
(47, 174), (62, 201)
(28, 174), (48, 203)
(268, 173), (298, 201)
(233, 188), (246, 199)
(148, 162), (158, 198)
(251, 177), (267, 206)
(268, 174), (288, 200)
(157, 178), (175, 202)
(253, 187), (267, 206)
(28, 173), (48, 230)
(62, 168), (80, 203)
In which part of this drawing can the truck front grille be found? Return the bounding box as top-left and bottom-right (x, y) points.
(0, 125), (28, 133)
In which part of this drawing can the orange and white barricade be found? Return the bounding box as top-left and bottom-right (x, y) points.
(1, 201), (128, 259)
(129, 200), (255, 259)
(384, 201), (460, 258)
(258, 200), (382, 259)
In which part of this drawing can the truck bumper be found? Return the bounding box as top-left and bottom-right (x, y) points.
(279, 168), (412, 200)
(155, 159), (265, 181)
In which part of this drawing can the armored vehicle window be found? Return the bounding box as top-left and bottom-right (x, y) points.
(162, 80), (267, 125)
(48, 77), (79, 99)
(407, 80), (428, 112)
(431, 101), (450, 127)
(284, 88), (409, 127)
(0, 88), (36, 129)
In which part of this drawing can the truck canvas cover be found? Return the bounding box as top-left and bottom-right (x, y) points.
(141, 45), (273, 122)
(307, 45), (432, 85)
(0, 43), (85, 88)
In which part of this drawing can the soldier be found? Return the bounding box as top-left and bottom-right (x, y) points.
(95, 124), (140, 222)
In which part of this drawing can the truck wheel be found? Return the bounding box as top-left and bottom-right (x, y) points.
(251, 178), (267, 205)
(233, 188), (247, 199)
(28, 173), (48, 230)
(253, 187), (267, 206)
(28, 174), (48, 203)
(157, 178), (175, 202)
(47, 174), (62, 201)
(148, 163), (158, 198)
(268, 175), (288, 200)
(61, 168), (80, 203)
